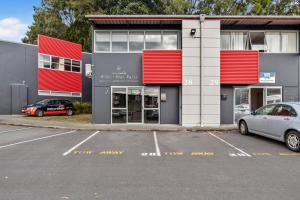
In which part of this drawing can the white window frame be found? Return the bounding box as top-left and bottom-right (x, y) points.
(221, 30), (299, 53)
(38, 53), (82, 73)
(94, 30), (180, 53)
(38, 90), (82, 97)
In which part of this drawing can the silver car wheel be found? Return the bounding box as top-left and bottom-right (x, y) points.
(287, 134), (300, 149)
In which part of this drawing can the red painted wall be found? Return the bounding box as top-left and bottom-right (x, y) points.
(143, 50), (182, 84)
(38, 35), (82, 94)
(38, 34), (82, 60)
(38, 69), (81, 93)
(220, 50), (259, 84)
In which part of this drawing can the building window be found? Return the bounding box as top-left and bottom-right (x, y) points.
(281, 32), (297, 53)
(249, 32), (266, 52)
(145, 31), (162, 49)
(144, 87), (159, 124)
(221, 31), (298, 53)
(129, 31), (144, 52)
(112, 31), (128, 52)
(95, 31), (110, 52)
(39, 53), (81, 73)
(39, 54), (51, 68)
(265, 32), (281, 53)
(162, 31), (178, 50)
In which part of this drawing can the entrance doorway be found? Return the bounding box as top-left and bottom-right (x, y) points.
(234, 86), (282, 122)
(250, 88), (264, 112)
(111, 86), (160, 124)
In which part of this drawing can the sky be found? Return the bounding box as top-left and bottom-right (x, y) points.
(0, 0), (40, 42)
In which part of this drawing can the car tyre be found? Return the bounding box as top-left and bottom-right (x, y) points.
(36, 109), (43, 117)
(239, 120), (249, 135)
(285, 131), (300, 152)
(66, 109), (73, 116)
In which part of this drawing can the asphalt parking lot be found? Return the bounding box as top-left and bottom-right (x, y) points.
(0, 125), (299, 200)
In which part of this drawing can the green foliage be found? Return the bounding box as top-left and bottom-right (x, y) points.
(73, 101), (92, 114)
(22, 0), (300, 51)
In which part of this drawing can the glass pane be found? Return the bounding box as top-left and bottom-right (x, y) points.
(51, 62), (59, 69)
(72, 67), (80, 72)
(234, 88), (250, 122)
(128, 88), (142, 123)
(144, 110), (159, 123)
(40, 54), (50, 62)
(95, 31), (110, 52)
(64, 59), (71, 65)
(129, 31), (144, 51)
(162, 31), (177, 49)
(112, 109), (127, 123)
(231, 32), (249, 50)
(52, 56), (59, 63)
(281, 32), (297, 53)
(72, 60), (80, 66)
(112, 88), (126, 108)
(145, 31), (162, 49)
(64, 65), (71, 71)
(112, 31), (128, 52)
(256, 104), (276, 115)
(221, 32), (230, 50)
(144, 87), (159, 108)
(272, 105), (296, 117)
(266, 32), (280, 53)
(266, 88), (281, 104)
(250, 32), (266, 51)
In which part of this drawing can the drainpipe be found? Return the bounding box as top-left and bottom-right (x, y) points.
(199, 14), (206, 127)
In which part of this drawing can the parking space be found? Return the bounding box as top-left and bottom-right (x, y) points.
(0, 125), (299, 200)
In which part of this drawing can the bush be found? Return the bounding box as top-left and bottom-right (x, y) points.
(73, 101), (92, 114)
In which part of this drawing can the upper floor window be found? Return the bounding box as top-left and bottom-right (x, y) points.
(221, 31), (298, 53)
(39, 54), (81, 73)
(94, 30), (179, 53)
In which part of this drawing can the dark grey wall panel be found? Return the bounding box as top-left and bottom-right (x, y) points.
(259, 53), (299, 87)
(92, 86), (111, 123)
(82, 53), (92, 102)
(0, 41), (92, 115)
(93, 53), (142, 87)
(220, 86), (234, 124)
(160, 86), (179, 124)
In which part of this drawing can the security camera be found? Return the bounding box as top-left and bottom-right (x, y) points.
(190, 29), (196, 36)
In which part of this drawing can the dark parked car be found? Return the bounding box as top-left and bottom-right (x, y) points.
(22, 99), (76, 117)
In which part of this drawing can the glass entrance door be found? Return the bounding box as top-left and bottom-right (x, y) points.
(234, 88), (250, 123)
(127, 88), (143, 123)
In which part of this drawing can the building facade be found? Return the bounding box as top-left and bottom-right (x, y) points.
(86, 15), (300, 126)
(0, 36), (92, 115)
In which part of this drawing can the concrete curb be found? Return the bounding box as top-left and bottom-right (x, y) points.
(0, 120), (238, 132)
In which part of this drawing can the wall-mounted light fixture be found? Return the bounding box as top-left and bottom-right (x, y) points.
(190, 28), (196, 36)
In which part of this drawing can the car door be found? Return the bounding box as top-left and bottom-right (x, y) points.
(265, 104), (296, 138)
(246, 104), (276, 134)
(47, 100), (59, 114)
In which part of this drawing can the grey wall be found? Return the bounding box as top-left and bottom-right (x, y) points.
(0, 41), (92, 115)
(220, 86), (234, 124)
(160, 86), (179, 124)
(220, 53), (300, 124)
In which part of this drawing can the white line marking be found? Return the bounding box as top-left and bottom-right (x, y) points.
(0, 130), (77, 149)
(153, 131), (161, 157)
(208, 132), (252, 157)
(0, 127), (32, 134)
(62, 131), (99, 156)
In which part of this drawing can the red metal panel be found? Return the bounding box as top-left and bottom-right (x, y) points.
(220, 50), (259, 84)
(38, 68), (82, 93)
(38, 34), (82, 60)
(143, 50), (182, 84)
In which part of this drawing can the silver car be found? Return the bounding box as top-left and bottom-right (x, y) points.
(238, 102), (300, 152)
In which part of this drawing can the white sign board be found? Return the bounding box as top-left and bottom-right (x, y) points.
(260, 72), (275, 83)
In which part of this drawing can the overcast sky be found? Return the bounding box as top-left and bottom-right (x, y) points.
(0, 0), (40, 42)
